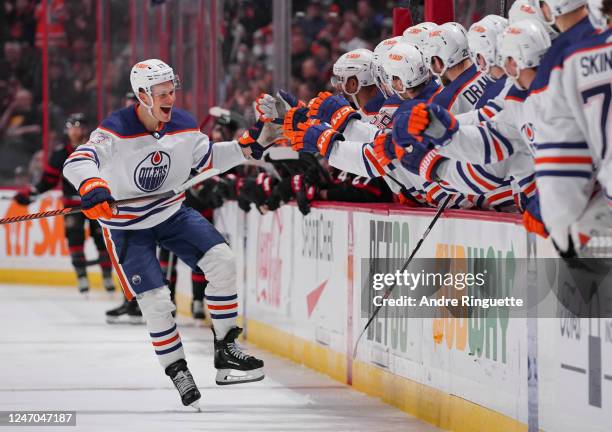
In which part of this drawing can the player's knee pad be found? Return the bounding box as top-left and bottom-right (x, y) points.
(136, 286), (176, 319)
(197, 243), (236, 292)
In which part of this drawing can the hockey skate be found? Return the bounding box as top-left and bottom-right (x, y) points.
(77, 276), (89, 296)
(103, 276), (116, 294)
(165, 359), (201, 409)
(105, 299), (144, 324)
(213, 327), (265, 385)
(192, 300), (206, 319)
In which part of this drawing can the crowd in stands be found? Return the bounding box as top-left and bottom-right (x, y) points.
(220, 0), (406, 124)
(1, 0), (507, 217)
(0, 0), (100, 185)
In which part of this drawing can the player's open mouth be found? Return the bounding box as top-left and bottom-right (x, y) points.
(161, 107), (172, 114)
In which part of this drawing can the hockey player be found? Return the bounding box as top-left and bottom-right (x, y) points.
(524, 0), (594, 249)
(371, 36), (407, 129)
(14, 113), (115, 294)
(62, 59), (270, 408)
(531, 0), (611, 254)
(457, 15), (512, 125)
(424, 22), (495, 111)
(401, 19), (553, 213)
(402, 22), (438, 49)
(508, 0), (560, 39)
(331, 49), (386, 122)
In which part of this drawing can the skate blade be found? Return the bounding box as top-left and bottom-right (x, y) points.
(129, 316), (145, 325)
(215, 368), (265, 386)
(105, 316), (122, 324)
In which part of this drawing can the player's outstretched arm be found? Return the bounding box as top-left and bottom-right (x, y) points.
(62, 130), (110, 193)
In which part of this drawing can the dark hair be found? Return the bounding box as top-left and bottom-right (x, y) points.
(603, 0), (612, 18)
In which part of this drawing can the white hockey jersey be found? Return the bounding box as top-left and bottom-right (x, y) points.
(432, 64), (495, 115)
(63, 105), (245, 230)
(331, 80), (447, 206)
(455, 77), (513, 126)
(532, 18), (603, 237)
(434, 85), (537, 208)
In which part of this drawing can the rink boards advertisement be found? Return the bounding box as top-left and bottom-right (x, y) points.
(2, 188), (611, 431)
(0, 190), (100, 275)
(224, 202), (611, 432)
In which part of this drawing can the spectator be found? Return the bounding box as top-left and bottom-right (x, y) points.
(5, 0), (36, 46)
(299, 0), (326, 42)
(338, 21), (369, 52)
(0, 87), (41, 180)
(0, 41), (39, 93)
(290, 28), (309, 79)
(357, 0), (385, 43)
(48, 59), (75, 112)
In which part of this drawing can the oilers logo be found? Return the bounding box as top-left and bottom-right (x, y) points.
(520, 123), (536, 154)
(521, 122), (535, 142)
(134, 151), (171, 192)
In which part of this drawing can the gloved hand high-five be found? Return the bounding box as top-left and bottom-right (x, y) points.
(372, 133), (406, 167)
(282, 107), (310, 140)
(291, 121), (343, 159)
(394, 111), (447, 182)
(253, 90), (305, 125)
(307, 91), (360, 133)
(79, 177), (115, 219)
(408, 102), (458, 145)
(238, 120), (283, 159)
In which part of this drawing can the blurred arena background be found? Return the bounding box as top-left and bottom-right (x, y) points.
(0, 0), (513, 187)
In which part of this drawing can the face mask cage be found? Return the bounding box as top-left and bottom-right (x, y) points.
(372, 63), (394, 98)
(330, 74), (360, 96)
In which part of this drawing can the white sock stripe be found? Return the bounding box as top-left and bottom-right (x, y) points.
(150, 329), (179, 342)
(205, 299), (239, 306)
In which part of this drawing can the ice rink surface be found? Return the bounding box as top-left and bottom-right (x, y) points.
(0, 285), (442, 432)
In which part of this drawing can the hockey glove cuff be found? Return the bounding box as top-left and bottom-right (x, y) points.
(291, 122), (343, 159)
(372, 133), (406, 167)
(282, 107), (310, 140)
(308, 92), (361, 133)
(79, 178), (114, 220)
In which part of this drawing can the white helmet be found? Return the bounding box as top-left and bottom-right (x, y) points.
(382, 43), (429, 98)
(331, 48), (376, 95)
(540, 0), (587, 23)
(423, 22), (470, 77)
(587, 0), (608, 31)
(372, 37), (405, 98)
(374, 36), (403, 55)
(130, 59), (180, 109)
(509, 0), (559, 39)
(402, 22), (438, 49)
(499, 19), (552, 89)
(468, 15), (508, 76)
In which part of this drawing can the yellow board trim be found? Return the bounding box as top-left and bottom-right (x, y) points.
(0, 268), (117, 289)
(1, 269), (527, 432)
(246, 318), (527, 432)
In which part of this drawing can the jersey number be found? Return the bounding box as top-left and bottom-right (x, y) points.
(581, 84), (611, 160)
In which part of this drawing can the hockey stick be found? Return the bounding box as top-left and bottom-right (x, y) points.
(0, 168), (221, 225)
(351, 193), (452, 359)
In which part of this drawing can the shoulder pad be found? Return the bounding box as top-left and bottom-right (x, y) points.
(99, 106), (148, 138)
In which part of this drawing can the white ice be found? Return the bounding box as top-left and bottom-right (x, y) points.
(0, 285), (442, 432)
